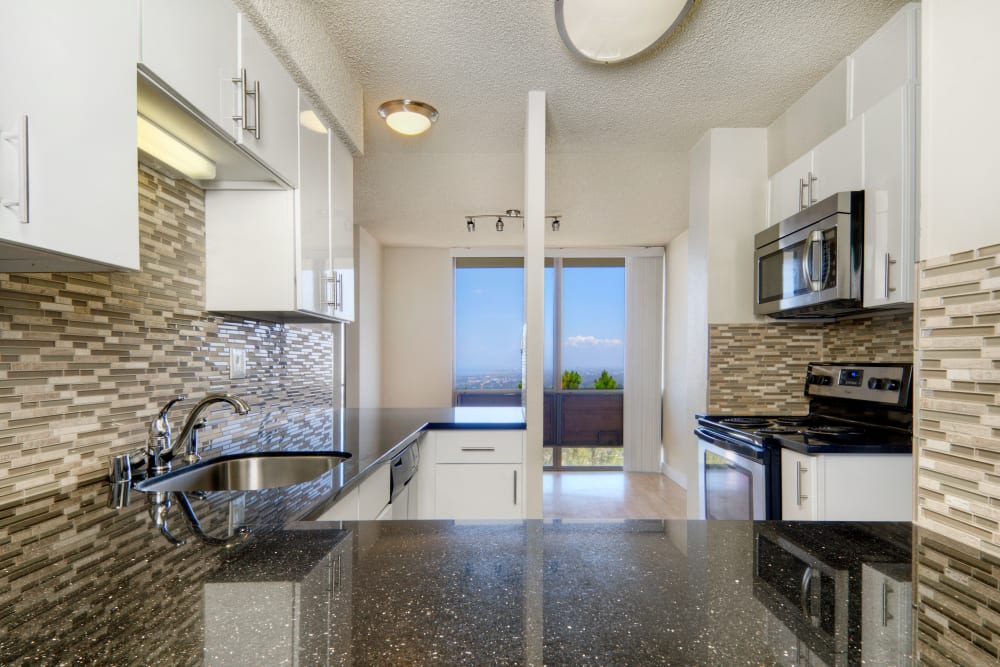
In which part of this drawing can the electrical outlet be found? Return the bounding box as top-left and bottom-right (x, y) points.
(230, 346), (247, 380)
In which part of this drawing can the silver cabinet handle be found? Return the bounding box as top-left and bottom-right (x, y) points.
(1, 114), (29, 223)
(460, 446), (495, 452)
(807, 171), (817, 205)
(795, 460), (809, 507)
(231, 69), (249, 130)
(798, 177), (807, 211)
(513, 469), (517, 505)
(336, 271), (343, 312)
(884, 253), (897, 298)
(251, 79), (261, 140)
(800, 566), (813, 617)
(325, 274), (338, 309)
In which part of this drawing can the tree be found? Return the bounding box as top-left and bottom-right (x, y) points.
(594, 370), (618, 389)
(561, 370), (581, 389)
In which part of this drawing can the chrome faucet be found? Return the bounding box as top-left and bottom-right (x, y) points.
(146, 393), (251, 474)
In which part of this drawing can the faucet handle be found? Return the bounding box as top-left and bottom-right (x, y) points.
(151, 396), (187, 437)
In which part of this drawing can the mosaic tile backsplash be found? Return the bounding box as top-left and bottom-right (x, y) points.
(916, 243), (1000, 555)
(0, 165), (336, 521)
(707, 311), (914, 413)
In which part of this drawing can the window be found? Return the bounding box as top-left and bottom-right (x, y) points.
(454, 256), (626, 469)
(454, 258), (523, 406)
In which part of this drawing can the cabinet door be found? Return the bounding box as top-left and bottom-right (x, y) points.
(811, 116), (864, 202)
(435, 464), (523, 520)
(769, 152), (813, 226)
(0, 0), (139, 272)
(849, 4), (919, 119)
(330, 135), (355, 321)
(861, 563), (913, 667)
(139, 0), (239, 137)
(238, 14), (299, 187)
(780, 449), (818, 520)
(315, 487), (359, 521)
(297, 93), (333, 317)
(862, 85), (917, 308)
(358, 462), (390, 520)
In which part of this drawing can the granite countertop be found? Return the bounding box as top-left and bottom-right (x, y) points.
(4, 512), (997, 665)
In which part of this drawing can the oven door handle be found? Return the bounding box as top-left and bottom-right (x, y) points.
(801, 229), (828, 292)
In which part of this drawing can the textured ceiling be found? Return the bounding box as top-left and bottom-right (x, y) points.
(310, 0), (908, 245)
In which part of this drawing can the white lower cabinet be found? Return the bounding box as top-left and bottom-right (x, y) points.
(316, 486), (359, 522)
(861, 562), (913, 667)
(410, 430), (526, 520)
(781, 449), (912, 521)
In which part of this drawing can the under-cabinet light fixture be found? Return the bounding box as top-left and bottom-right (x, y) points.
(137, 114), (216, 181)
(463, 209), (562, 232)
(377, 99), (439, 136)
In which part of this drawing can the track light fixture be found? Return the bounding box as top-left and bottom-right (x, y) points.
(463, 209), (562, 232)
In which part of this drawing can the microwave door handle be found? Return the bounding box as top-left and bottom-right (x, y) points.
(800, 230), (825, 291)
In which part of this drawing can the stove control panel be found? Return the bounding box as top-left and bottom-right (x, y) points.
(805, 363), (912, 407)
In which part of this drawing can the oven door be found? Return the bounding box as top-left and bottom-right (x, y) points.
(697, 436), (766, 520)
(754, 211), (859, 316)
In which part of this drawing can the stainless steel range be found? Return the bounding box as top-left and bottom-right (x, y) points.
(695, 362), (913, 520)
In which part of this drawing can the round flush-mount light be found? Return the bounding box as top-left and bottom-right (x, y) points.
(555, 0), (695, 65)
(377, 99), (439, 136)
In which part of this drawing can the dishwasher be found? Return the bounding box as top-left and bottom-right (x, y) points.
(389, 441), (418, 519)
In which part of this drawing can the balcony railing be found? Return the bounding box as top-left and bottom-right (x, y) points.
(453, 389), (624, 469)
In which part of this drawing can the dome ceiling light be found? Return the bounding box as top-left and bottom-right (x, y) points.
(555, 0), (695, 65)
(377, 99), (439, 136)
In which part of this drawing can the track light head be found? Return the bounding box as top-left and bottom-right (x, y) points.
(496, 217), (504, 232)
(467, 218), (475, 232)
(552, 218), (560, 232)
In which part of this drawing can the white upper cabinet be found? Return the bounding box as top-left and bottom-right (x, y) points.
(811, 115), (864, 202)
(849, 3), (920, 120)
(139, 0), (239, 137)
(237, 15), (299, 187)
(0, 0), (139, 272)
(298, 95), (334, 317)
(139, 0), (299, 188)
(330, 136), (355, 322)
(768, 152), (813, 226)
(863, 84), (918, 308)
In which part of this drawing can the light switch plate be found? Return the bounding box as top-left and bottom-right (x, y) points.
(230, 346), (247, 380)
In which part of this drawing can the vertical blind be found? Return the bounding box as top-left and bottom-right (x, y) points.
(623, 255), (664, 472)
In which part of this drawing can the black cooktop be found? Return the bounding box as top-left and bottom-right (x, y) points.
(697, 414), (913, 455)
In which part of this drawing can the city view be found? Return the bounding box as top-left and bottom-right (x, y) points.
(454, 367), (625, 391)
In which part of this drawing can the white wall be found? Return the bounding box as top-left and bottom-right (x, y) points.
(767, 61), (848, 176)
(346, 226), (382, 408)
(662, 231), (691, 489)
(920, 0), (1000, 259)
(380, 247), (453, 408)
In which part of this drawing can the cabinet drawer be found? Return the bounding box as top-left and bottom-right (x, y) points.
(435, 431), (523, 464)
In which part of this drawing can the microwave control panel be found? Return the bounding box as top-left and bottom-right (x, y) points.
(805, 363), (912, 407)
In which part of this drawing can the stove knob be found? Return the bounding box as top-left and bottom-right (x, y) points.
(820, 376), (832, 386)
(886, 379), (900, 391)
(868, 377), (884, 390)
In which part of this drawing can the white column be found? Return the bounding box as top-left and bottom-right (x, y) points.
(523, 91), (546, 518)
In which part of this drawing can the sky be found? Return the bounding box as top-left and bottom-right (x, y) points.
(454, 266), (625, 377)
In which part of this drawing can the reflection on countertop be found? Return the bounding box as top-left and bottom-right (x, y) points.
(3, 508), (1000, 664)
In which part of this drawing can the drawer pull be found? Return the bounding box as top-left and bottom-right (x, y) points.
(460, 446), (495, 452)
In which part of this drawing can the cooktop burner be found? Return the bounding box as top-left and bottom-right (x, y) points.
(805, 425), (862, 435)
(720, 417), (772, 427)
(755, 427), (801, 436)
(774, 417), (810, 426)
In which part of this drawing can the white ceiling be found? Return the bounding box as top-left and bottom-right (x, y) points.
(311, 0), (909, 246)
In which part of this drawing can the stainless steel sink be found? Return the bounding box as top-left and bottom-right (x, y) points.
(134, 451), (351, 493)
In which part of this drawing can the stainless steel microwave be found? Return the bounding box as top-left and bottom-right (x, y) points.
(754, 191), (864, 319)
